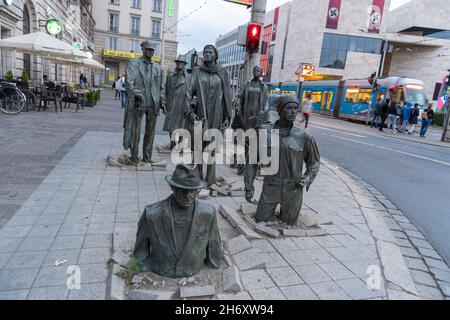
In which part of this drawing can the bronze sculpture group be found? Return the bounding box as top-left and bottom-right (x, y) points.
(125, 41), (320, 278)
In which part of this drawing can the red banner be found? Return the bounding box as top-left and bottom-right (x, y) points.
(326, 0), (341, 30)
(271, 7), (279, 41)
(260, 25), (272, 76)
(368, 0), (385, 33)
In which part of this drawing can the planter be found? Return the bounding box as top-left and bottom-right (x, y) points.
(85, 101), (94, 108)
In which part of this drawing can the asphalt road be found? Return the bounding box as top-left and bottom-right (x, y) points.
(306, 120), (450, 265)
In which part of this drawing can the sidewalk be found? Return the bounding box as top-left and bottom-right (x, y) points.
(307, 114), (450, 149)
(1, 130), (449, 299)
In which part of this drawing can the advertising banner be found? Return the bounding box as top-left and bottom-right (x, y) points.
(326, 0), (342, 30)
(271, 7), (279, 41)
(368, 0), (385, 33)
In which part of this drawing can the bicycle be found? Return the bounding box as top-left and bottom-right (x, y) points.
(0, 82), (27, 115)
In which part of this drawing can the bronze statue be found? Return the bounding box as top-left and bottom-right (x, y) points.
(134, 164), (222, 278)
(255, 95), (320, 225)
(186, 44), (232, 186)
(235, 66), (269, 202)
(123, 40), (166, 163)
(163, 55), (191, 147)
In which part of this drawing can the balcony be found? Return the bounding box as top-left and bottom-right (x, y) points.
(109, 26), (119, 33)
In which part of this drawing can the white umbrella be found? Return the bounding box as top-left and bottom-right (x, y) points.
(80, 58), (105, 69)
(0, 32), (88, 59)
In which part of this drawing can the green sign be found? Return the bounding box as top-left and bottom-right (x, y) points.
(46, 19), (61, 35)
(167, 0), (174, 17)
(73, 42), (82, 50)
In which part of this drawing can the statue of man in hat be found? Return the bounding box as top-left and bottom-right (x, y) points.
(255, 95), (321, 226)
(186, 44), (232, 186)
(123, 40), (166, 163)
(163, 55), (191, 148)
(134, 164), (222, 278)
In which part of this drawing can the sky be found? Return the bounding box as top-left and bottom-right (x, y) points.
(175, 0), (412, 54)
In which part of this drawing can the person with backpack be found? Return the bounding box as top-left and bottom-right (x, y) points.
(408, 103), (420, 135)
(371, 98), (383, 128)
(387, 100), (398, 135)
(420, 103), (434, 137)
(399, 102), (412, 133)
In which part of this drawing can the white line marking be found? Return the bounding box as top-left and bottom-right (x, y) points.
(328, 134), (450, 167)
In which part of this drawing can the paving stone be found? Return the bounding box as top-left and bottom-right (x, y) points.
(404, 229), (425, 240)
(293, 264), (332, 284)
(319, 262), (356, 281)
(68, 282), (107, 300)
(240, 269), (275, 290)
(27, 286), (69, 300)
(127, 289), (175, 300)
(341, 260), (376, 279)
(225, 235), (252, 255)
(282, 229), (307, 237)
(269, 238), (298, 254)
(387, 289), (420, 300)
(429, 267), (450, 283)
(223, 265), (243, 293)
(179, 285), (215, 298)
(416, 284), (444, 300)
(211, 185), (228, 196)
(0, 226), (32, 238)
(0, 290), (29, 300)
(266, 267), (304, 287)
(0, 268), (39, 291)
(304, 248), (338, 264)
(78, 263), (109, 284)
(27, 225), (59, 238)
(313, 236), (342, 248)
(409, 237), (434, 250)
(291, 238), (320, 250)
(240, 203), (257, 217)
(299, 213), (318, 227)
(250, 239), (276, 252)
(395, 238), (414, 248)
(391, 230), (408, 239)
(424, 257), (449, 271)
(417, 247), (442, 260)
(280, 285), (318, 300)
(280, 249), (314, 266)
(249, 287), (285, 300)
(217, 291), (252, 300)
(5, 250), (47, 269)
(58, 223), (89, 236)
(337, 278), (385, 299)
(233, 248), (266, 271)
(6, 215), (39, 227)
(400, 247), (422, 259)
(437, 281), (450, 297)
(255, 223), (280, 238)
(326, 246), (358, 262)
(309, 281), (352, 300)
(51, 235), (84, 250)
(42, 249), (80, 267)
(78, 247), (111, 264)
(236, 224), (263, 240)
(404, 257), (429, 272)
(0, 237), (23, 253)
(409, 269), (437, 287)
(17, 237), (55, 252)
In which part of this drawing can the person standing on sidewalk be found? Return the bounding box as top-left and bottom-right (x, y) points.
(420, 103), (434, 137)
(119, 76), (127, 109)
(399, 102), (412, 133)
(114, 76), (120, 100)
(408, 103), (420, 135)
(301, 93), (313, 129)
(396, 100), (405, 131)
(371, 98), (383, 128)
(379, 98), (390, 132)
(387, 100), (398, 134)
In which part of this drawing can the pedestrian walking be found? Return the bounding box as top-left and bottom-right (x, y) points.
(399, 102), (412, 133)
(371, 98), (383, 128)
(119, 76), (127, 109)
(408, 103), (420, 135)
(379, 98), (390, 132)
(114, 76), (120, 100)
(420, 103), (434, 137)
(387, 100), (398, 134)
(301, 93), (313, 129)
(396, 100), (405, 131)
(79, 73), (84, 87)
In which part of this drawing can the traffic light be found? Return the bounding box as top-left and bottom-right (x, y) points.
(246, 23), (262, 53)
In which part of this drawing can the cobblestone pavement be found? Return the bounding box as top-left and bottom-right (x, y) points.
(0, 94), (449, 300)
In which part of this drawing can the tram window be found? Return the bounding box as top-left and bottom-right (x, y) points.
(345, 89), (359, 103)
(327, 92), (334, 110)
(359, 89), (372, 104)
(391, 86), (404, 104)
(302, 90), (312, 102)
(311, 91), (322, 104)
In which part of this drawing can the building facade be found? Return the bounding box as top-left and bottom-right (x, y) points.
(92, 0), (179, 86)
(0, 0), (95, 85)
(216, 26), (246, 91)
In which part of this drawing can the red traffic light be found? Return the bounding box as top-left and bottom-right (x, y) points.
(246, 23), (262, 53)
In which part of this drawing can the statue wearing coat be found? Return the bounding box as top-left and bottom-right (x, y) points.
(123, 41), (166, 163)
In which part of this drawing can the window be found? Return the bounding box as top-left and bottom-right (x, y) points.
(433, 83), (442, 101)
(108, 37), (117, 50)
(320, 33), (383, 69)
(344, 88), (359, 103)
(130, 39), (140, 53)
(344, 88), (371, 104)
(358, 89), (372, 104)
(311, 91), (322, 104)
(132, 0), (141, 9)
(109, 13), (119, 33)
(130, 16), (140, 36)
(152, 20), (161, 38)
(109, 0), (120, 4)
(153, 0), (162, 12)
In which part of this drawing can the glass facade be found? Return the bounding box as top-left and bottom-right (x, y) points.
(320, 33), (383, 69)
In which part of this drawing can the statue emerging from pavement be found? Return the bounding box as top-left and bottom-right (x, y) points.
(163, 55), (191, 148)
(123, 41), (166, 163)
(235, 65), (269, 203)
(134, 164), (222, 278)
(255, 95), (321, 226)
(186, 44), (232, 186)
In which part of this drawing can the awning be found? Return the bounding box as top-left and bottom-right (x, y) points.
(0, 32), (89, 59)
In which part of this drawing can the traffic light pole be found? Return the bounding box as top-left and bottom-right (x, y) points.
(243, 0), (267, 82)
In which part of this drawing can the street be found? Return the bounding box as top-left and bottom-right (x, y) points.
(305, 115), (450, 265)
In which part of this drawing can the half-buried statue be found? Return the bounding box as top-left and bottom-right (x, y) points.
(134, 164), (222, 278)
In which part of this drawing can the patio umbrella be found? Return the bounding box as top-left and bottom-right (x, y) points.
(80, 58), (105, 70)
(0, 32), (88, 59)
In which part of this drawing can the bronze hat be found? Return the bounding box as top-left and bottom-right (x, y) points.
(174, 55), (187, 64)
(166, 164), (208, 190)
(141, 40), (156, 50)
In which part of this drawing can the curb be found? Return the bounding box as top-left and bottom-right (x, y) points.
(321, 159), (419, 298)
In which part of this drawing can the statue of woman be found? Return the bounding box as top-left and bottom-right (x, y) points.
(186, 44), (232, 186)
